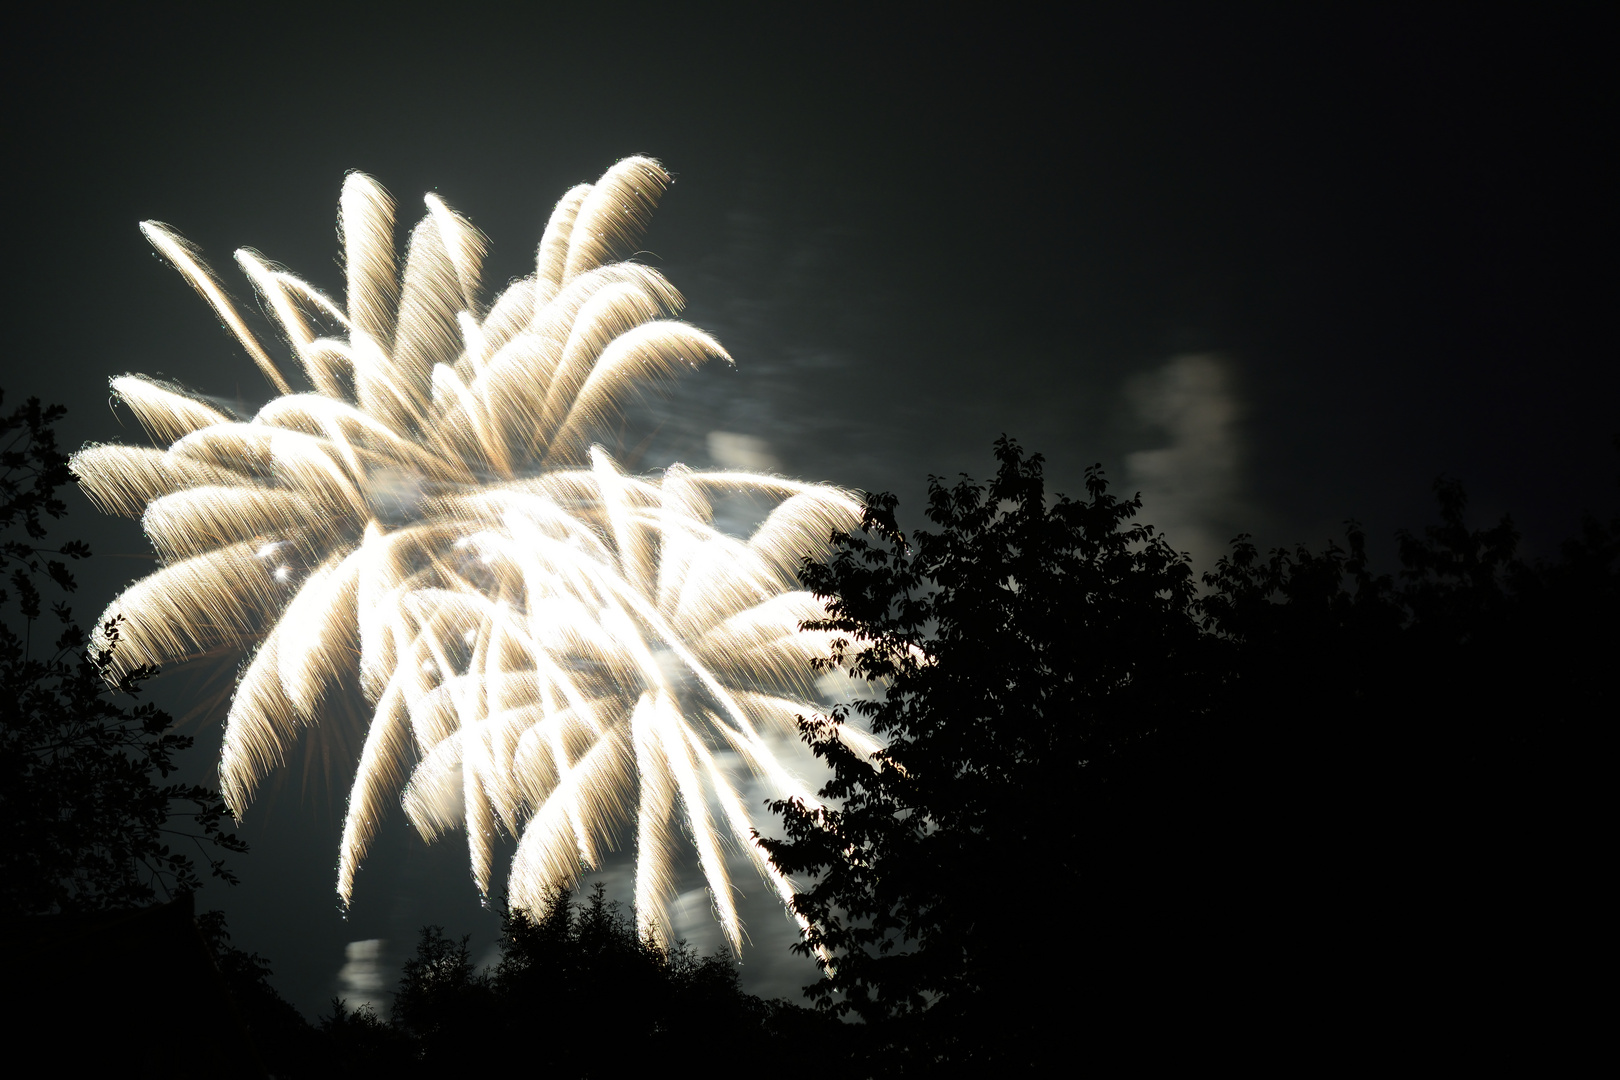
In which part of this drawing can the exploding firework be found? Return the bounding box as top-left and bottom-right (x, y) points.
(72, 159), (873, 947)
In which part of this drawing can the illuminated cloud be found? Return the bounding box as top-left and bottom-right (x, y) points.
(1125, 353), (1246, 567)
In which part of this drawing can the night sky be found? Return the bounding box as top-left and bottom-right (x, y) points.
(4, 6), (1609, 1016)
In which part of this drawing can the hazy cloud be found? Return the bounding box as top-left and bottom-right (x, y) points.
(337, 938), (387, 1011)
(706, 431), (782, 472)
(1124, 354), (1246, 568)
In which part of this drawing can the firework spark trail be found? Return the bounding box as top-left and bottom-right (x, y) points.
(72, 159), (877, 950)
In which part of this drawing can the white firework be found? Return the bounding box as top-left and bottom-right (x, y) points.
(72, 159), (874, 948)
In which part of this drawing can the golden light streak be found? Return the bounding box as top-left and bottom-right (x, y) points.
(74, 159), (875, 951)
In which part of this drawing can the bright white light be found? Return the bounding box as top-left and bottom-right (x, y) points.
(73, 160), (881, 952)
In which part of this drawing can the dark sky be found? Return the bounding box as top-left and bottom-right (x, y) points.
(4, 5), (1610, 1015)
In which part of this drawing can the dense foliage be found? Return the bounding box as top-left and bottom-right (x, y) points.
(0, 391), (244, 915)
(212, 885), (848, 1077)
(759, 437), (1211, 1057)
(766, 436), (1614, 1071)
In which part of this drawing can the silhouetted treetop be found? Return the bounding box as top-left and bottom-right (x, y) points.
(767, 434), (1615, 1073)
(1, 388), (245, 916)
(763, 438), (1216, 1070)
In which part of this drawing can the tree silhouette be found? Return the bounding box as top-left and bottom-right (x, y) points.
(318, 998), (417, 1076)
(391, 924), (495, 1062)
(761, 437), (1215, 1068)
(1197, 467), (1616, 1059)
(197, 907), (331, 1076)
(768, 436), (1617, 1071)
(0, 389), (245, 916)
(370, 885), (844, 1075)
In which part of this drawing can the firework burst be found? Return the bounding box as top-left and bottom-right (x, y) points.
(72, 159), (872, 948)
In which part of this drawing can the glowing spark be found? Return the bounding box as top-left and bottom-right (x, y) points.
(73, 159), (876, 950)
